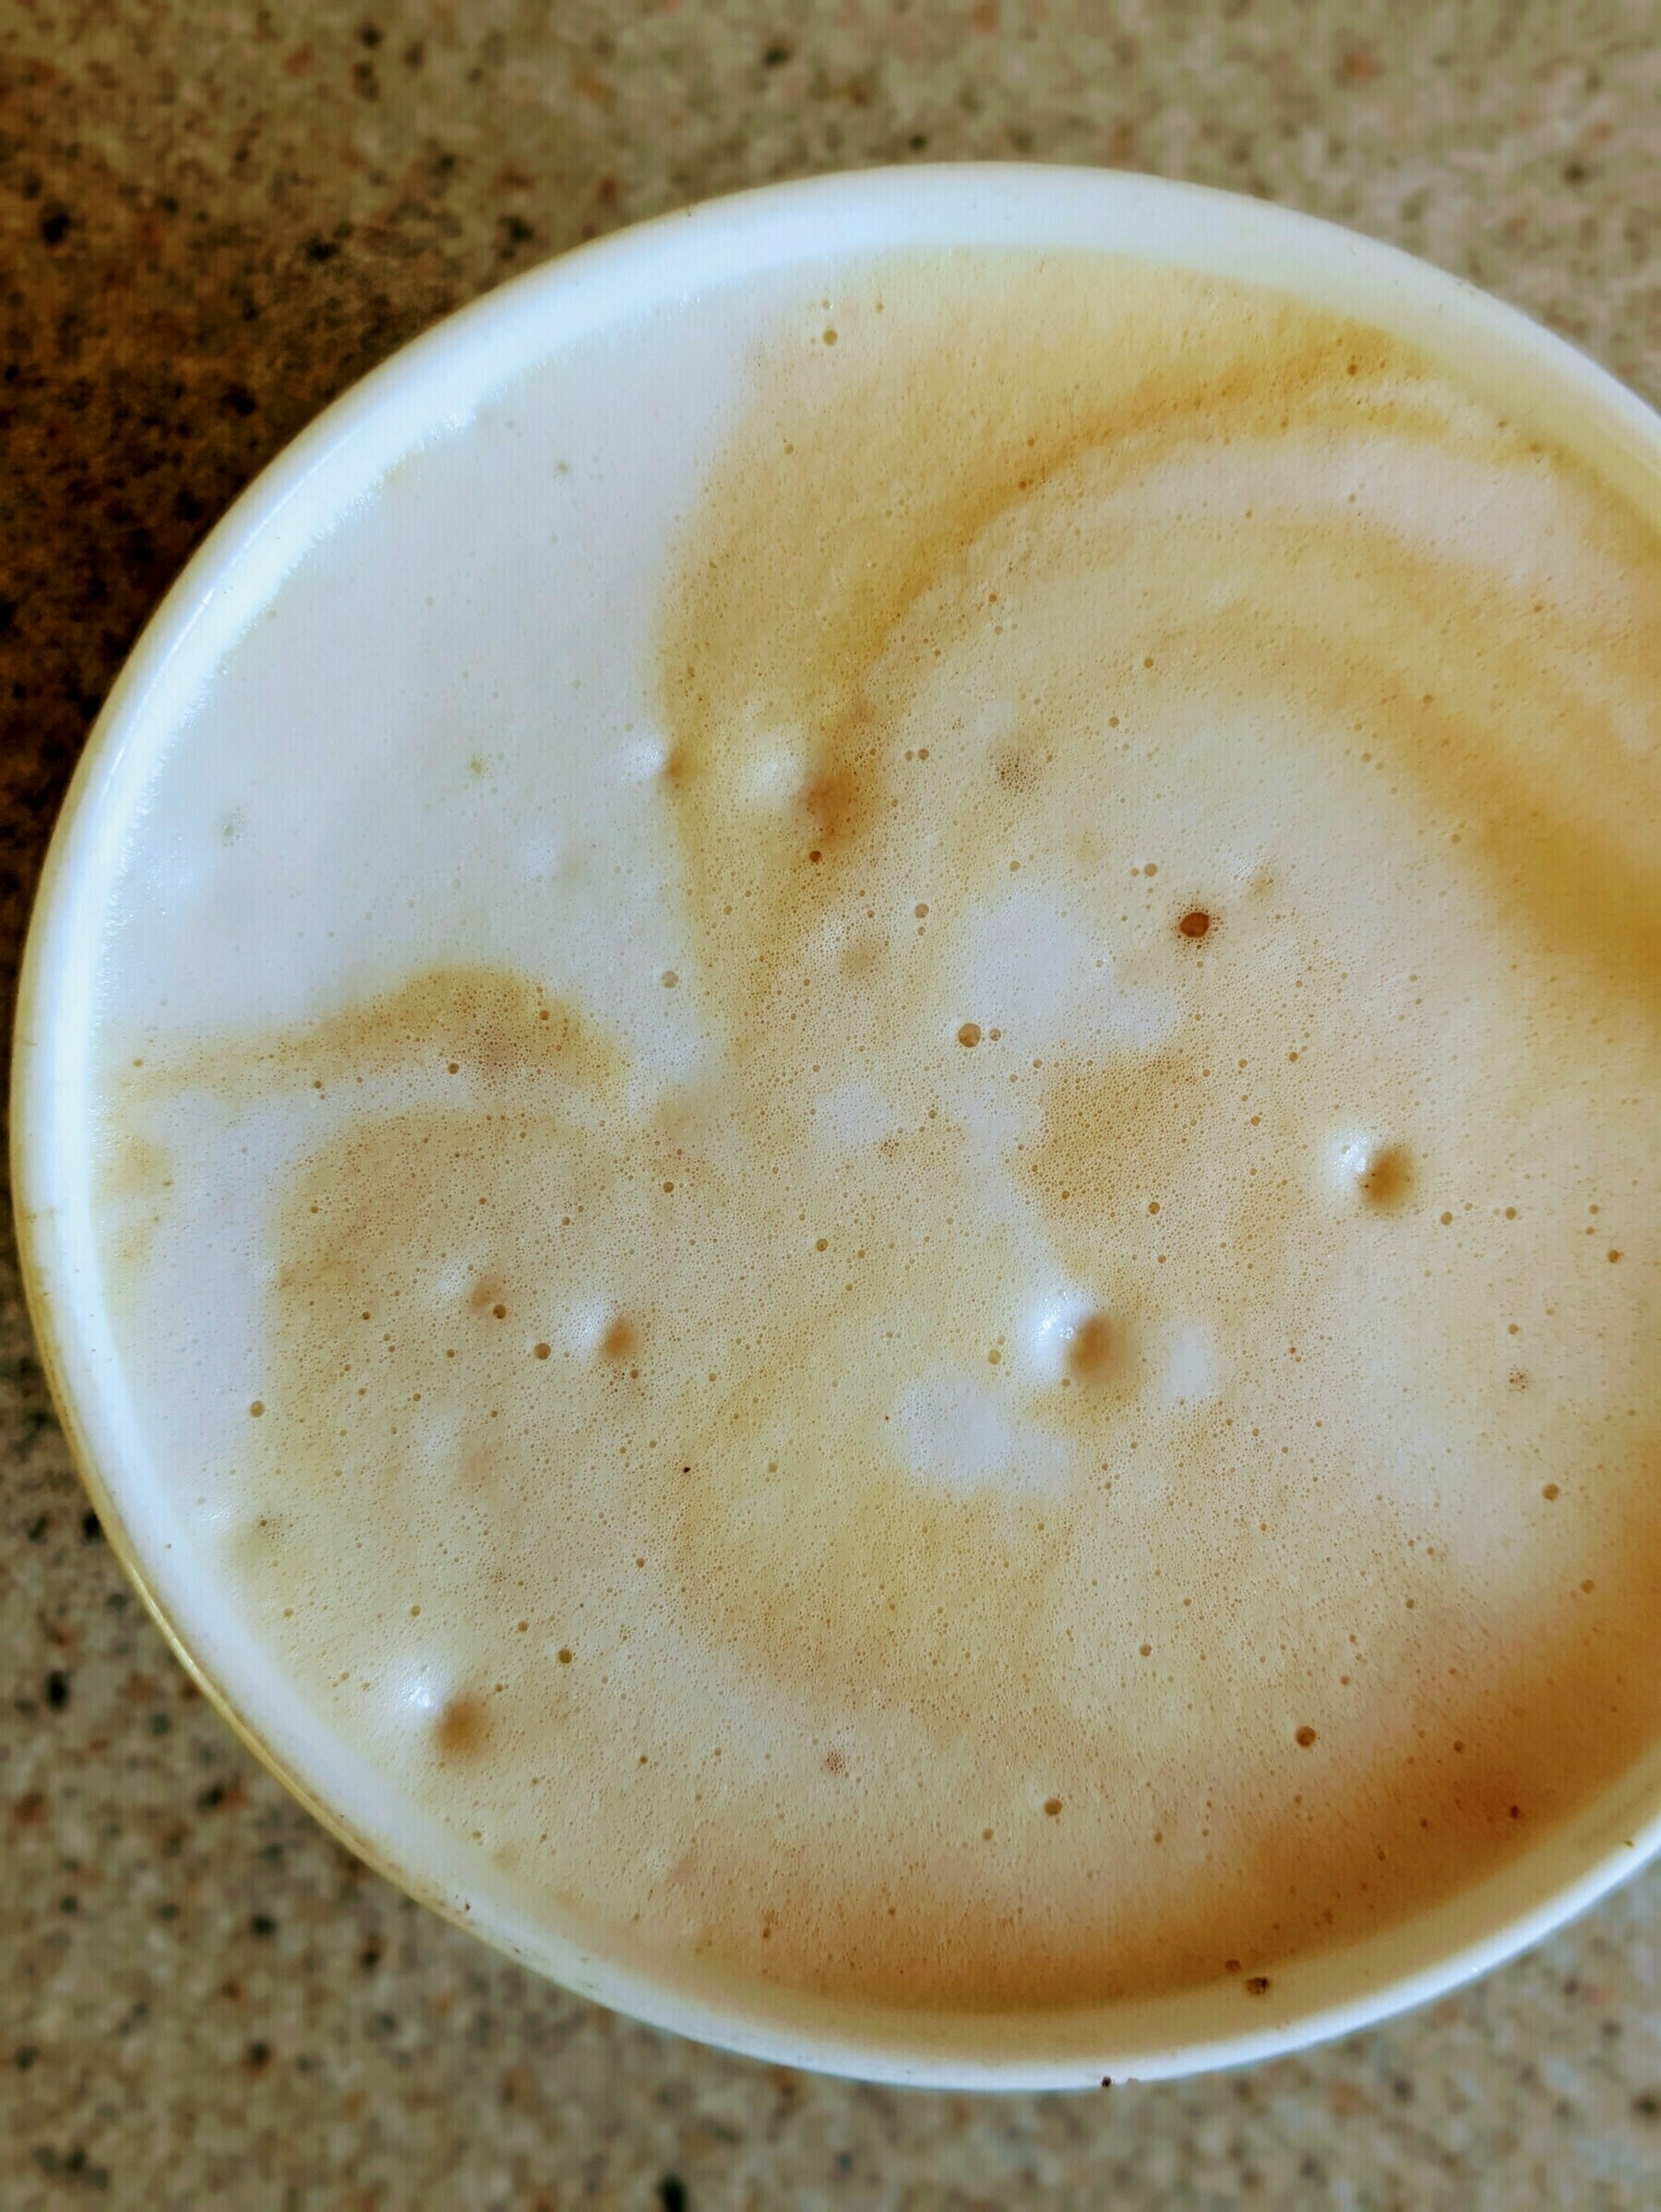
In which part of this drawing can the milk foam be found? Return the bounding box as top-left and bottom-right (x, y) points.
(94, 252), (1661, 2014)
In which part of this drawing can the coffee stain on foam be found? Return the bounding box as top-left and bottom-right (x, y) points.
(125, 964), (624, 1106)
(104, 251), (1661, 2014)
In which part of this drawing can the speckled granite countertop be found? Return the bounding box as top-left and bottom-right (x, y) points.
(3, 4), (1660, 2205)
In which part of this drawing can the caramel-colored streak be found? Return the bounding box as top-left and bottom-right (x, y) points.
(137, 964), (624, 1104)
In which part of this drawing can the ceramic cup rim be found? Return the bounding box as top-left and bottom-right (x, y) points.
(14, 163), (1661, 2089)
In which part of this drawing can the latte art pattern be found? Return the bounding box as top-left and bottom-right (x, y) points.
(100, 255), (1661, 2012)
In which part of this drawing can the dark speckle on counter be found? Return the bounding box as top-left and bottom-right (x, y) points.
(2, 3), (1659, 2206)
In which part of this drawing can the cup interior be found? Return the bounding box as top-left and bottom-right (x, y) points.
(14, 165), (1661, 2087)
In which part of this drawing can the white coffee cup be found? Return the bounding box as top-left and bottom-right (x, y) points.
(14, 166), (1661, 2088)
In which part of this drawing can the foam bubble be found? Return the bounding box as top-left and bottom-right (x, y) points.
(565, 1300), (637, 1363)
(1329, 1130), (1413, 1208)
(1024, 1293), (1117, 1386)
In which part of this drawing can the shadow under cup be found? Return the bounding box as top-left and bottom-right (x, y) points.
(13, 167), (1661, 2087)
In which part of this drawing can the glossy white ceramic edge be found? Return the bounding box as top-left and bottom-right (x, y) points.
(13, 164), (1661, 2089)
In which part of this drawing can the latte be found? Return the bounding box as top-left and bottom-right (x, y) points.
(92, 248), (1661, 2015)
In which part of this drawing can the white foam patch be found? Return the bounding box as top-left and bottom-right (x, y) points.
(619, 735), (672, 783)
(895, 1370), (1070, 1497)
(815, 1079), (898, 1153)
(398, 1667), (445, 1724)
(952, 889), (1177, 1057)
(742, 732), (811, 811)
(1115, 429), (1636, 618)
(1164, 1323), (1219, 1407)
(1331, 1129), (1383, 1181)
(951, 890), (1088, 1045)
(515, 832), (567, 881)
(411, 1403), (468, 1480)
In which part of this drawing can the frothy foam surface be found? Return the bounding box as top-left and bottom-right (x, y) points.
(95, 252), (1661, 2014)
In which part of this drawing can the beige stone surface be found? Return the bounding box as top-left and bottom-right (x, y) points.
(3, 3), (1660, 2205)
